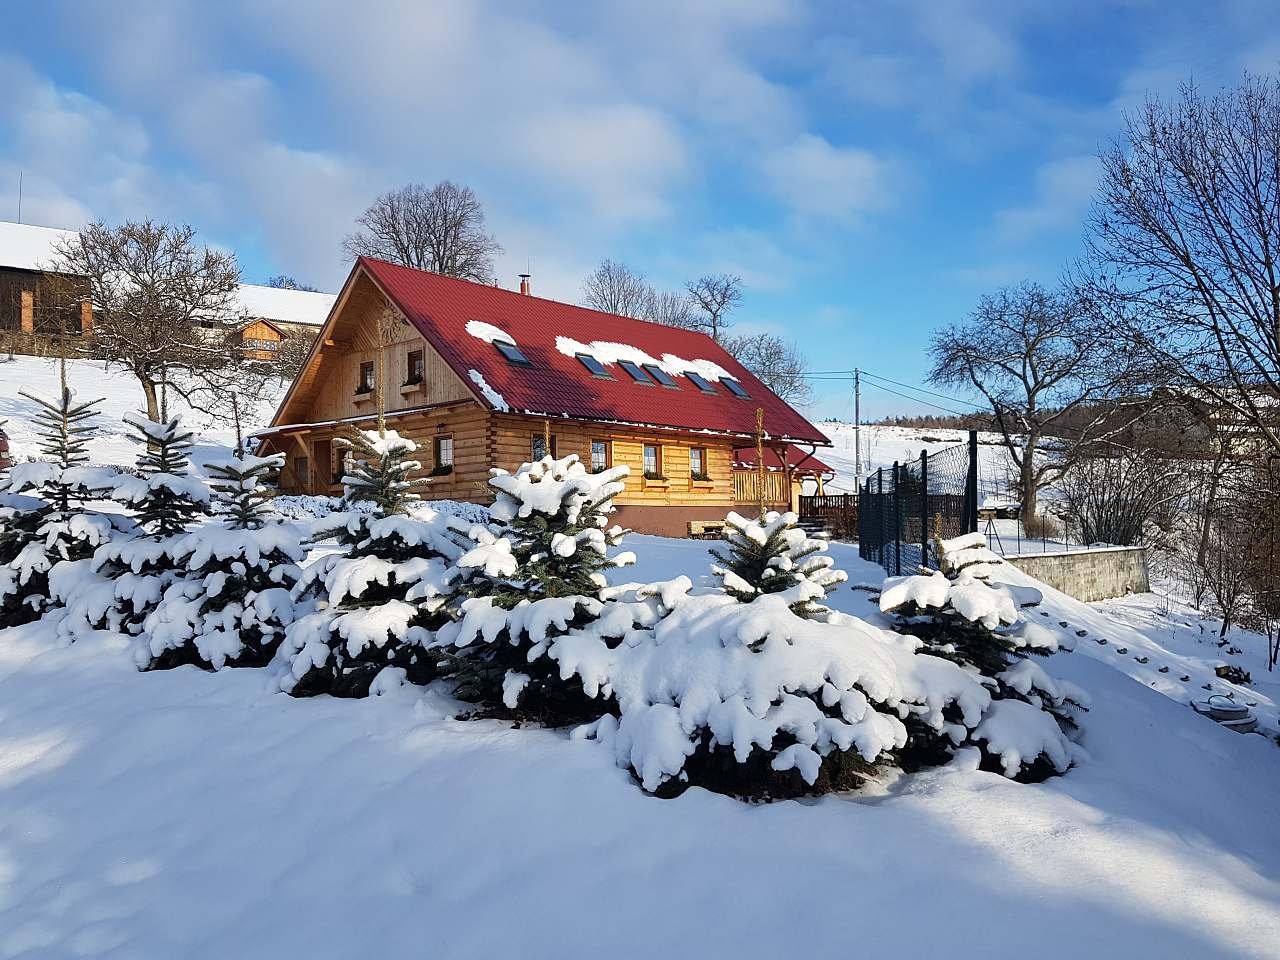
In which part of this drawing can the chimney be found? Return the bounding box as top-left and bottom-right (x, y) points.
(518, 272), (531, 296)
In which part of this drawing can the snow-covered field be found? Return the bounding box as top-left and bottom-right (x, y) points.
(0, 355), (287, 471)
(1, 534), (1278, 958)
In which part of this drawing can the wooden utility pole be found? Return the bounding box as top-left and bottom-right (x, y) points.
(755, 407), (767, 518)
(853, 367), (861, 480)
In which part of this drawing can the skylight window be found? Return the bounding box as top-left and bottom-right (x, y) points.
(576, 353), (612, 377)
(723, 378), (750, 399)
(642, 364), (679, 388)
(618, 360), (655, 384)
(495, 340), (532, 366)
(686, 372), (717, 394)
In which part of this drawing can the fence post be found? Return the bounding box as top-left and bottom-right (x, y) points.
(877, 467), (884, 566)
(892, 461), (902, 576)
(965, 429), (979, 533)
(920, 449), (929, 569)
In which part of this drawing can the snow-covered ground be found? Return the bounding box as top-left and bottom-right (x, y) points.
(1, 534), (1278, 958)
(0, 355), (287, 470)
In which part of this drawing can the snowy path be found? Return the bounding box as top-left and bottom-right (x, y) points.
(1, 538), (1279, 958)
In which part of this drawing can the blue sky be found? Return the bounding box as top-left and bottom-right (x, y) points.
(2, 1), (1277, 420)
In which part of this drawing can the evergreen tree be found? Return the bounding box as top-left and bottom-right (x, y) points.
(276, 429), (472, 698)
(710, 510), (847, 620)
(61, 413), (210, 637)
(140, 452), (306, 671)
(432, 453), (635, 720)
(0, 389), (128, 627)
(119, 414), (209, 536)
(879, 532), (1088, 780)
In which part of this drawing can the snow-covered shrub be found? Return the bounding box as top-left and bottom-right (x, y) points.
(710, 510), (847, 619)
(138, 453), (306, 671)
(0, 388), (133, 627)
(275, 430), (473, 698)
(431, 454), (636, 722)
(58, 414), (209, 638)
(879, 532), (1089, 780)
(567, 578), (993, 800)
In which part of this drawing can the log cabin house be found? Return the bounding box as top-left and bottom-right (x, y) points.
(256, 257), (834, 537)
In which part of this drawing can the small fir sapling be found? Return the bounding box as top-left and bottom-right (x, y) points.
(710, 510), (847, 620)
(276, 429), (473, 698)
(60, 414), (210, 636)
(0, 389), (130, 627)
(139, 451), (306, 671)
(432, 453), (636, 721)
(878, 531), (1089, 780)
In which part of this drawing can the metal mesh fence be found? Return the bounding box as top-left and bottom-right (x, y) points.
(858, 432), (978, 574)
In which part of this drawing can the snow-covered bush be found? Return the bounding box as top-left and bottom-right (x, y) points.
(879, 532), (1089, 780)
(566, 576), (993, 800)
(57, 414), (208, 638)
(275, 430), (473, 698)
(710, 510), (847, 619)
(138, 453), (306, 671)
(431, 454), (636, 722)
(0, 389), (133, 627)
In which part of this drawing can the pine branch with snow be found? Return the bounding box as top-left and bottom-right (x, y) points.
(275, 431), (472, 698)
(116, 413), (210, 537)
(710, 511), (847, 619)
(433, 454), (636, 720)
(878, 532), (1089, 780)
(0, 389), (133, 627)
(138, 453), (305, 671)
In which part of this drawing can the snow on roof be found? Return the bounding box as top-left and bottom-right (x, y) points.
(554, 336), (734, 383)
(0, 220), (335, 327)
(0, 220), (77, 271)
(468, 369), (509, 412)
(465, 320), (516, 344)
(234, 284), (335, 327)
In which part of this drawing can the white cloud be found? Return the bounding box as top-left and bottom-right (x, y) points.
(993, 155), (1099, 242)
(759, 133), (887, 223)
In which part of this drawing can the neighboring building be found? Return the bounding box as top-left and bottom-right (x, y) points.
(256, 257), (832, 537)
(0, 220), (335, 362)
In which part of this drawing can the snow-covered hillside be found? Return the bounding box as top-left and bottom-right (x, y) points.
(815, 420), (1017, 495)
(1, 537), (1278, 958)
(0, 355), (287, 469)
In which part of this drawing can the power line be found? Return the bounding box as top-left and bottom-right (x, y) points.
(860, 380), (975, 417)
(859, 371), (988, 410)
(799, 367), (988, 412)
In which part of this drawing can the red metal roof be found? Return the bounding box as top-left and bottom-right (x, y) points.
(360, 257), (829, 445)
(732, 445), (834, 476)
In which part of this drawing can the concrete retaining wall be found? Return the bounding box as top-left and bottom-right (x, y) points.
(1004, 546), (1149, 603)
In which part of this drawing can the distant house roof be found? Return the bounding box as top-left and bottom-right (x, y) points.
(732, 445), (834, 476)
(0, 219), (336, 328)
(359, 256), (830, 445)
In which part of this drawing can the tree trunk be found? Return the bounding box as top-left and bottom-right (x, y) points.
(140, 375), (160, 422)
(1196, 450), (1226, 567)
(1020, 433), (1038, 522)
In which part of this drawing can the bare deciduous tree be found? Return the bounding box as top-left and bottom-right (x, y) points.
(582, 259), (654, 317)
(1085, 73), (1280, 457)
(265, 274), (319, 292)
(1056, 450), (1187, 545)
(724, 332), (812, 406)
(51, 220), (242, 422)
(928, 281), (1132, 520)
(343, 181), (502, 283)
(685, 273), (742, 341)
(643, 287), (697, 329)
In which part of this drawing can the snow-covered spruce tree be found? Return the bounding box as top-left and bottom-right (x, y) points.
(275, 429), (473, 698)
(710, 510), (847, 619)
(58, 414), (210, 637)
(879, 531), (1089, 781)
(0, 389), (130, 627)
(139, 452), (305, 671)
(431, 454), (636, 722)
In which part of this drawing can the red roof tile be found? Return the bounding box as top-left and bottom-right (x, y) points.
(732, 445), (834, 475)
(360, 257), (829, 444)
